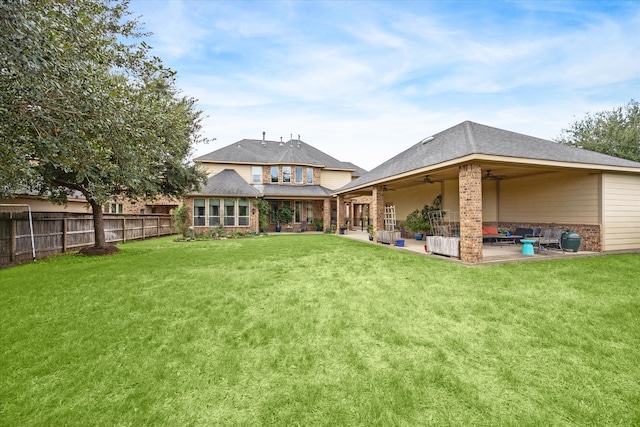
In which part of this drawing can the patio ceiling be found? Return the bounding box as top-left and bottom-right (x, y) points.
(342, 160), (584, 196)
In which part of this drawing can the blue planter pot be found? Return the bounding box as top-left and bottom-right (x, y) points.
(396, 239), (405, 247)
(276, 225), (282, 232)
(414, 233), (424, 240)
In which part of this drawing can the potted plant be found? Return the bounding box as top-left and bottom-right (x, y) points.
(404, 208), (429, 240)
(275, 205), (293, 232)
(367, 224), (374, 241)
(312, 218), (323, 232)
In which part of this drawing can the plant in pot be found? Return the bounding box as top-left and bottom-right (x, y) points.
(275, 205), (293, 232)
(367, 224), (374, 241)
(404, 209), (429, 240)
(312, 218), (323, 232)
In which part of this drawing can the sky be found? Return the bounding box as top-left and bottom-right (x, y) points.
(126, 0), (640, 171)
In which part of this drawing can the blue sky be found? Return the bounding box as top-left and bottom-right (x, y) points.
(127, 0), (640, 170)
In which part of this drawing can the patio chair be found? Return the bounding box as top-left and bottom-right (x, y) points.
(538, 227), (564, 253)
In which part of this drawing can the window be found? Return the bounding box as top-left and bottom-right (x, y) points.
(208, 199), (220, 226)
(104, 202), (123, 214)
(224, 199), (235, 226)
(282, 166), (291, 183)
(252, 166), (262, 183)
(238, 199), (249, 226)
(270, 201), (278, 223)
(306, 167), (313, 184)
(306, 203), (313, 222)
(295, 201), (302, 222)
(271, 166), (279, 183)
(194, 199), (205, 226)
(295, 166), (303, 183)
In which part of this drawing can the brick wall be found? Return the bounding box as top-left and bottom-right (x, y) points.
(487, 222), (601, 252)
(372, 186), (384, 242)
(459, 164), (483, 263)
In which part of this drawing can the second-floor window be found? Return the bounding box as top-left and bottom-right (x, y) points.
(251, 166), (262, 183)
(104, 202), (123, 214)
(295, 167), (303, 183)
(271, 166), (279, 183)
(306, 167), (313, 184)
(282, 166), (291, 183)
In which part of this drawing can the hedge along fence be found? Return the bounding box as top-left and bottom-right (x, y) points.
(0, 212), (174, 267)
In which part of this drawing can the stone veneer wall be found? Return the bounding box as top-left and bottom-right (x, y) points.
(485, 222), (601, 252)
(459, 164), (483, 264)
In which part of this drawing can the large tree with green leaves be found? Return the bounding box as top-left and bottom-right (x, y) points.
(1, 0), (207, 249)
(555, 100), (640, 163)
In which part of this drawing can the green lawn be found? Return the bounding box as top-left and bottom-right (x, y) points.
(1, 235), (639, 426)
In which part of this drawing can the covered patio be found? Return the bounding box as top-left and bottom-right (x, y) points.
(333, 121), (640, 264)
(338, 229), (598, 265)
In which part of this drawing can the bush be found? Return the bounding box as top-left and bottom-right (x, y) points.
(172, 205), (190, 237)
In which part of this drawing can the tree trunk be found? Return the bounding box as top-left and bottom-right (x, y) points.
(89, 199), (107, 248)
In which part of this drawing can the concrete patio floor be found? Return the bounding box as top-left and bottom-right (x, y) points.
(337, 229), (598, 265)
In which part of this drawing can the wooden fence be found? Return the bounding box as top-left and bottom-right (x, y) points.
(0, 213), (174, 267)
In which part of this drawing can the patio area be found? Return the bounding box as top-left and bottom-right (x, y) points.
(338, 229), (597, 264)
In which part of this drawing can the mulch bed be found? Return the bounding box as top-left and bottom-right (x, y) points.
(78, 245), (120, 256)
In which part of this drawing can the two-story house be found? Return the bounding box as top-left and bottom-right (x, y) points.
(186, 134), (366, 233)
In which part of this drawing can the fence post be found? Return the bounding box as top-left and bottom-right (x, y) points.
(156, 217), (160, 237)
(122, 217), (126, 243)
(10, 219), (16, 262)
(62, 218), (68, 252)
(142, 218), (145, 239)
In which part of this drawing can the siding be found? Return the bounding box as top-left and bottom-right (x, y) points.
(385, 186), (441, 220)
(498, 172), (599, 224)
(200, 163), (252, 182)
(481, 181), (497, 222)
(320, 170), (353, 190)
(602, 173), (640, 251)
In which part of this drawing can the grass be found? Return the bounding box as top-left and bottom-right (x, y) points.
(1, 234), (639, 426)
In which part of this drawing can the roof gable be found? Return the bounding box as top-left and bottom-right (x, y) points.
(195, 169), (261, 197)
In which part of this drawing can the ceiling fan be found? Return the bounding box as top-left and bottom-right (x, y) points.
(413, 175), (441, 184)
(382, 185), (395, 192)
(483, 170), (507, 180)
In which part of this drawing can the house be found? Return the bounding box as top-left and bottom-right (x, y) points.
(334, 121), (640, 264)
(186, 134), (365, 233)
(1, 192), (180, 216)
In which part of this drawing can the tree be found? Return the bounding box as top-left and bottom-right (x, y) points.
(555, 100), (640, 163)
(0, 0), (207, 250)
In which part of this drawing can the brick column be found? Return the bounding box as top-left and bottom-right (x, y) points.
(323, 198), (331, 232)
(459, 164), (483, 263)
(371, 186), (384, 242)
(336, 195), (344, 234)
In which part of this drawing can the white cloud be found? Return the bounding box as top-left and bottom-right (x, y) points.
(128, 0), (640, 171)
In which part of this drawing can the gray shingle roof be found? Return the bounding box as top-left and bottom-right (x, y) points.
(338, 121), (640, 192)
(192, 169), (261, 197)
(190, 169), (333, 198)
(195, 138), (361, 171)
(253, 184), (333, 198)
